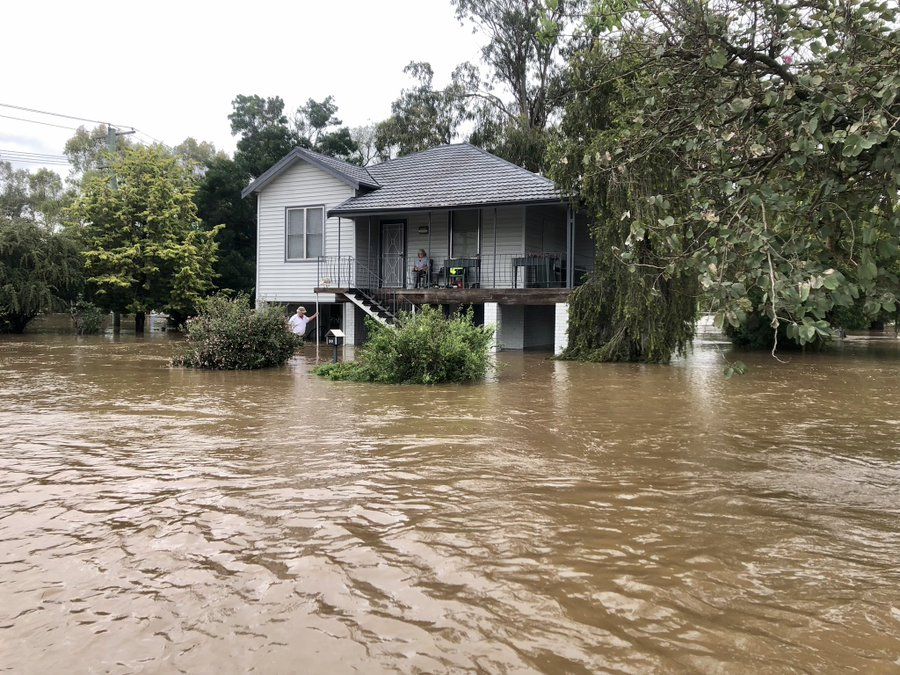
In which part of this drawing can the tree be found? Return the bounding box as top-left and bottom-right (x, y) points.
(64, 124), (135, 179)
(550, 0), (900, 362)
(375, 62), (469, 158)
(69, 145), (220, 333)
(172, 137), (227, 176)
(294, 96), (361, 163)
(349, 124), (380, 166)
(0, 162), (29, 220)
(193, 156), (256, 297)
(229, 94), (300, 178)
(218, 94), (359, 299)
(229, 93), (362, 171)
(0, 162), (67, 225)
(450, 0), (584, 171)
(0, 216), (83, 333)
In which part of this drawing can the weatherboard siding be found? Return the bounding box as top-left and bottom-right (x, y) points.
(407, 212), (450, 278)
(256, 161), (355, 303)
(525, 204), (567, 254)
(479, 206), (524, 289)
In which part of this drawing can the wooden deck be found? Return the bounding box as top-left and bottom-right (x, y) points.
(315, 287), (573, 305)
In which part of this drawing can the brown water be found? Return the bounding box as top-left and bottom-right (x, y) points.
(1, 334), (899, 674)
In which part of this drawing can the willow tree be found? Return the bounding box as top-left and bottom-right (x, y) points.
(0, 217), (83, 333)
(69, 145), (220, 332)
(550, 0), (899, 362)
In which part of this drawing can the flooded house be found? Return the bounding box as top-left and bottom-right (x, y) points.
(242, 143), (595, 351)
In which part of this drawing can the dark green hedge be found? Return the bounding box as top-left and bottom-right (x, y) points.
(315, 305), (493, 384)
(171, 295), (299, 370)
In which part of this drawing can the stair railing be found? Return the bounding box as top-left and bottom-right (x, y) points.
(317, 256), (416, 324)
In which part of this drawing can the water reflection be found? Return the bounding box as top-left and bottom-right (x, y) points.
(1, 334), (898, 673)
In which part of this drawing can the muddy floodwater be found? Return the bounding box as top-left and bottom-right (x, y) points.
(1, 333), (899, 673)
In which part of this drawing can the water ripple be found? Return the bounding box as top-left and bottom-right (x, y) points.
(1, 335), (898, 672)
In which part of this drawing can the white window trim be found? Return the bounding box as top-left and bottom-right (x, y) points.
(285, 205), (326, 261)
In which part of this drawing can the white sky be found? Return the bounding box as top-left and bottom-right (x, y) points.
(1, 0), (485, 174)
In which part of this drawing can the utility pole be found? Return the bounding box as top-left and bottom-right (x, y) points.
(105, 124), (135, 333)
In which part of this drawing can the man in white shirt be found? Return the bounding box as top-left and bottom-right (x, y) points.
(288, 306), (318, 337)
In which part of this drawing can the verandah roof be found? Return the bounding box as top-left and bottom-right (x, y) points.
(330, 143), (565, 217)
(242, 143), (568, 215)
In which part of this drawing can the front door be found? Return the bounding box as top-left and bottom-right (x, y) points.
(381, 221), (405, 288)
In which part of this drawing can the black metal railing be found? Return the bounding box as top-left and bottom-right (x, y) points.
(318, 252), (594, 295)
(317, 256), (416, 321)
(430, 252), (594, 289)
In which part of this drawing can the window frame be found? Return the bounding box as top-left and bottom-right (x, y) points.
(450, 209), (481, 258)
(285, 204), (326, 261)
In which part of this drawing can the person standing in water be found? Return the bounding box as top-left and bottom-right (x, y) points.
(289, 306), (318, 337)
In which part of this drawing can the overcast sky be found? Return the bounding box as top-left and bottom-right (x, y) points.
(1, 0), (485, 174)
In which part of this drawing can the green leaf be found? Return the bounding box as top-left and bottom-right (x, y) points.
(859, 260), (878, 281)
(799, 324), (816, 343)
(707, 51), (728, 69)
(714, 312), (725, 330)
(730, 98), (751, 113)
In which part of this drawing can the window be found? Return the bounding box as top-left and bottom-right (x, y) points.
(451, 209), (479, 258)
(286, 206), (324, 260)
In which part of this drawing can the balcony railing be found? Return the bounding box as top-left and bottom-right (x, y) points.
(316, 255), (416, 320)
(318, 252), (593, 291)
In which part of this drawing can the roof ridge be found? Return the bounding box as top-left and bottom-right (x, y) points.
(296, 147), (379, 186)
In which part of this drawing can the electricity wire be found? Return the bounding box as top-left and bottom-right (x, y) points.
(0, 101), (131, 129)
(0, 149), (72, 166)
(0, 113), (80, 131)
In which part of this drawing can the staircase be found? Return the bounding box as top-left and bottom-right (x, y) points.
(341, 288), (398, 327)
(318, 256), (416, 328)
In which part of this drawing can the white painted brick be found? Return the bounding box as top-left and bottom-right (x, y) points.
(484, 302), (499, 351)
(554, 302), (569, 355)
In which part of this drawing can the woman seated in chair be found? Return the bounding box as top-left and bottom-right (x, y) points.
(411, 249), (431, 288)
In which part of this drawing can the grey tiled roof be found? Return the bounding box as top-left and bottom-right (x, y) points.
(311, 151), (379, 189)
(241, 147), (378, 198)
(330, 144), (564, 215)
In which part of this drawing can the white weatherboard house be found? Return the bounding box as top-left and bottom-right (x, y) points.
(242, 143), (595, 352)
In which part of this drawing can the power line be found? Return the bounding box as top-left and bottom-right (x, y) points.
(0, 113), (80, 130)
(1, 157), (71, 166)
(0, 148), (72, 166)
(0, 102), (170, 149)
(1, 149), (69, 160)
(133, 129), (164, 145)
(0, 101), (132, 130)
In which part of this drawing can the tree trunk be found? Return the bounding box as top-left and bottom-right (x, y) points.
(134, 311), (146, 334)
(113, 312), (121, 334)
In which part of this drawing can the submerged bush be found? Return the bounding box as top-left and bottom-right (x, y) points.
(314, 305), (494, 384)
(171, 295), (299, 370)
(70, 299), (106, 335)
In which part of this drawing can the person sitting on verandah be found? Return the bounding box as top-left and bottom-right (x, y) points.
(411, 249), (431, 288)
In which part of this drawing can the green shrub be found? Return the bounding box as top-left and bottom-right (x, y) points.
(314, 361), (362, 381)
(70, 299), (106, 335)
(314, 305), (494, 384)
(171, 295), (299, 370)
